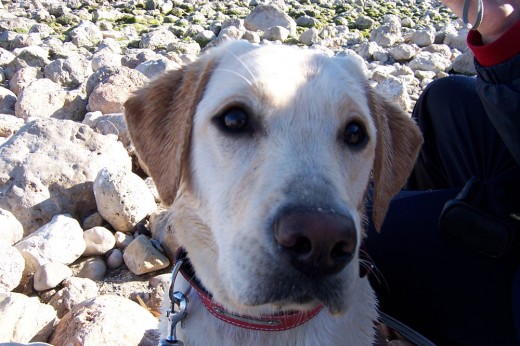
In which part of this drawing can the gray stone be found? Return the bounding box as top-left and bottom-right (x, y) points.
(43, 54), (92, 88)
(451, 49), (476, 75)
(123, 235), (170, 275)
(389, 43), (417, 61)
(408, 51), (451, 73)
(82, 212), (104, 230)
(263, 26), (290, 42)
(114, 231), (134, 249)
(106, 248), (123, 269)
(93, 167), (157, 233)
(299, 28), (321, 46)
(0, 118), (131, 234)
(9, 66), (43, 96)
(135, 58), (181, 80)
(375, 76), (412, 112)
(140, 28), (178, 50)
(0, 87), (16, 114)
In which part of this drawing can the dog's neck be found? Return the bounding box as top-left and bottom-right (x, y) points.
(174, 249), (325, 331)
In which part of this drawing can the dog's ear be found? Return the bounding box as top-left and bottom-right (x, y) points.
(367, 87), (423, 231)
(124, 58), (215, 205)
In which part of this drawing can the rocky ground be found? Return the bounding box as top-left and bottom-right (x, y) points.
(0, 0), (475, 344)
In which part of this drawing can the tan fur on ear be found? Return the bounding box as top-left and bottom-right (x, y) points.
(367, 87), (423, 231)
(124, 59), (215, 205)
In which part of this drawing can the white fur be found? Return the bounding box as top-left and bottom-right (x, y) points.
(162, 42), (379, 345)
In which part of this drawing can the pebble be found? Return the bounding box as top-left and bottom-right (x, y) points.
(123, 235), (170, 275)
(83, 226), (116, 256)
(33, 262), (72, 291)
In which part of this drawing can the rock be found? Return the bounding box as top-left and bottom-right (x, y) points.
(244, 5), (296, 36)
(9, 66), (43, 96)
(0, 118), (131, 234)
(48, 276), (98, 318)
(0, 87), (16, 114)
(375, 76), (412, 112)
(408, 51), (451, 73)
(0, 292), (56, 343)
(43, 54), (92, 88)
(15, 214), (85, 274)
(69, 20), (103, 47)
(144, 177), (160, 203)
(140, 28), (178, 50)
(299, 27), (321, 46)
(93, 167), (157, 233)
(354, 15), (376, 30)
(370, 15), (402, 47)
(50, 295), (158, 346)
(33, 262), (72, 291)
(263, 26), (290, 42)
(123, 235), (170, 275)
(0, 241), (24, 292)
(88, 72), (148, 114)
(296, 15), (320, 28)
(73, 257), (107, 281)
(106, 248), (124, 269)
(83, 226), (115, 256)
(193, 30), (216, 46)
(91, 50), (123, 72)
(82, 211), (104, 229)
(389, 43), (417, 61)
(114, 231), (134, 249)
(82, 112), (132, 148)
(0, 208), (24, 245)
(411, 26), (436, 47)
(6, 46), (50, 79)
(451, 49), (476, 75)
(15, 78), (87, 120)
(135, 58), (180, 80)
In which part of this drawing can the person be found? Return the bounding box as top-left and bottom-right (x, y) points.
(365, 0), (520, 344)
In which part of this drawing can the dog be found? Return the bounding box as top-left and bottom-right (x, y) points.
(124, 40), (422, 345)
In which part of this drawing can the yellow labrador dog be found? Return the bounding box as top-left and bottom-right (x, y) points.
(125, 40), (422, 345)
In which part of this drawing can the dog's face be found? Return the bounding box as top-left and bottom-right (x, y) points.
(125, 41), (422, 317)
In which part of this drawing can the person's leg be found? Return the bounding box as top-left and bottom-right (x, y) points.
(366, 75), (520, 345)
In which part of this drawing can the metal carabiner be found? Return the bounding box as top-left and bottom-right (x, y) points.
(159, 259), (189, 346)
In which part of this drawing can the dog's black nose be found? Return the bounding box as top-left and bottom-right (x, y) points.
(274, 209), (357, 276)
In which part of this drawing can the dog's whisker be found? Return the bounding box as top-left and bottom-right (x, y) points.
(215, 68), (254, 87)
(227, 50), (258, 86)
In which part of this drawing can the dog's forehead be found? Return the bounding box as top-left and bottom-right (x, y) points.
(199, 44), (370, 116)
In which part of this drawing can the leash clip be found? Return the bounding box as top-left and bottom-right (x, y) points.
(159, 258), (188, 346)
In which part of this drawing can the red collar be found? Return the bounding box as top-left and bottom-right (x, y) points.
(175, 247), (373, 332)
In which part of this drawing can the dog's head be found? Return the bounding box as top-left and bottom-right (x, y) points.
(125, 41), (422, 316)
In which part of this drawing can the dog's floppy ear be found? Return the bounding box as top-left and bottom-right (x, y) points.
(124, 58), (215, 205)
(367, 87), (423, 231)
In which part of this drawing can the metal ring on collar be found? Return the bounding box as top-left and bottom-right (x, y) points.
(462, 0), (484, 30)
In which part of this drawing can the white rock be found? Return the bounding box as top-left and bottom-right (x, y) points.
(91, 50), (122, 72)
(263, 26), (289, 41)
(83, 226), (115, 256)
(244, 5), (296, 36)
(451, 49), (476, 75)
(15, 78), (86, 121)
(140, 28), (178, 50)
(8, 66), (43, 96)
(0, 118), (131, 234)
(0, 292), (57, 343)
(299, 28), (321, 46)
(33, 262), (72, 291)
(0, 241), (24, 292)
(73, 257), (107, 281)
(375, 76), (412, 112)
(408, 51), (451, 73)
(0, 208), (24, 245)
(50, 295), (158, 346)
(43, 54), (92, 88)
(48, 276), (99, 318)
(123, 235), (170, 275)
(69, 20), (103, 47)
(411, 26), (436, 47)
(88, 73), (148, 114)
(135, 58), (180, 80)
(389, 43), (417, 61)
(15, 214), (85, 274)
(94, 167), (157, 233)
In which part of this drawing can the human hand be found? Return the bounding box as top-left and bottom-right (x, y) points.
(441, 0), (520, 43)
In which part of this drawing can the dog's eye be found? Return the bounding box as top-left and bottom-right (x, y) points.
(218, 107), (251, 133)
(344, 121), (366, 146)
